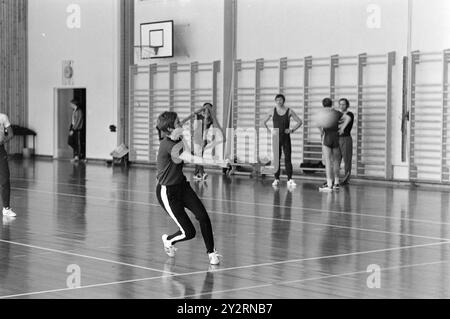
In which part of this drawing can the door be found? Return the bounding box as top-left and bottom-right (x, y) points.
(54, 88), (86, 159)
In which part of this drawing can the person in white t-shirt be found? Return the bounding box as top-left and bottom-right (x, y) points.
(0, 113), (16, 217)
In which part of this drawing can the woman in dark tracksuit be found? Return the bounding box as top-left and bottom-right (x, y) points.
(155, 110), (221, 265)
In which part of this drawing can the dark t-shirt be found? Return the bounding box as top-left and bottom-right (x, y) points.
(340, 111), (354, 137)
(157, 137), (186, 186)
(273, 107), (290, 140)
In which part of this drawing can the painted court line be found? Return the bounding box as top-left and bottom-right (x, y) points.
(11, 187), (450, 241)
(12, 177), (450, 226)
(0, 239), (177, 275)
(181, 259), (450, 299)
(0, 241), (447, 299)
(207, 210), (450, 242)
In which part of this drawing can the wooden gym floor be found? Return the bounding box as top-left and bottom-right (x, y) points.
(0, 158), (449, 299)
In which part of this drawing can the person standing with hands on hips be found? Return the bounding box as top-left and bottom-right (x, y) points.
(263, 94), (302, 188)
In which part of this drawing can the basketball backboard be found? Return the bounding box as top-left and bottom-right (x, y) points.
(138, 20), (173, 59)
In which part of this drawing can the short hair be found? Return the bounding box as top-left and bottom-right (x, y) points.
(339, 98), (350, 109)
(275, 94), (285, 103)
(70, 99), (80, 107)
(203, 102), (213, 108)
(322, 98), (332, 108)
(157, 111), (178, 133)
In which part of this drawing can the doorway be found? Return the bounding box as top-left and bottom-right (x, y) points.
(54, 88), (86, 159)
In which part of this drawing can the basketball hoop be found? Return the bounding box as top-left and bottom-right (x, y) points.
(150, 45), (161, 56)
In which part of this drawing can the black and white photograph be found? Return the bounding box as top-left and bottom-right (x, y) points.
(0, 0), (449, 308)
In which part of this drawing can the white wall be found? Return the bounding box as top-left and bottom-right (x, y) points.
(411, 0), (450, 51)
(236, 0), (409, 59)
(28, 0), (120, 158)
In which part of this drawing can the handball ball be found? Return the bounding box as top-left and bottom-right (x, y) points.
(313, 109), (340, 128)
(259, 156), (271, 166)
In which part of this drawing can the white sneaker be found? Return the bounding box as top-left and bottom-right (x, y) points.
(272, 179), (280, 187)
(319, 185), (333, 192)
(2, 208), (16, 217)
(70, 156), (79, 163)
(162, 234), (177, 257)
(287, 179), (297, 187)
(208, 250), (222, 265)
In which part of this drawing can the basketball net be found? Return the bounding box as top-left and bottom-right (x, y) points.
(150, 46), (160, 56)
(133, 45), (156, 61)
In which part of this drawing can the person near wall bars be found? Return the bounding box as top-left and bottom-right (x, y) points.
(321, 98), (354, 188)
(337, 98), (354, 185)
(192, 103), (225, 181)
(263, 94), (303, 188)
(318, 98), (342, 192)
